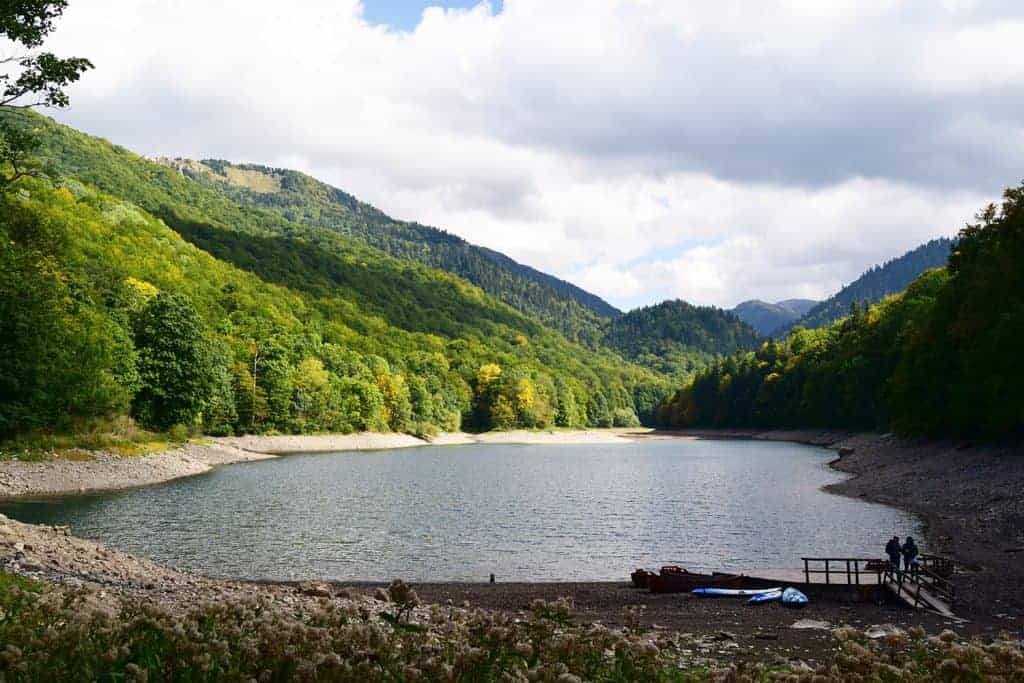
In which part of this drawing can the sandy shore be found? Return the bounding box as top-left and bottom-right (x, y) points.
(0, 429), (640, 499)
(222, 428), (636, 454)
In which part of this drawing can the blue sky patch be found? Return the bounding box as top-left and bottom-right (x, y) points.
(362, 0), (502, 31)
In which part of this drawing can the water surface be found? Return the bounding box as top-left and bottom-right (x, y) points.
(0, 439), (920, 581)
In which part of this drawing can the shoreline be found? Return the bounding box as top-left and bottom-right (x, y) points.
(2, 427), (1021, 625)
(2, 428), (1022, 665)
(0, 428), (640, 499)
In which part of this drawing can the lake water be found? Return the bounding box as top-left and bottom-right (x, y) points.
(0, 439), (920, 581)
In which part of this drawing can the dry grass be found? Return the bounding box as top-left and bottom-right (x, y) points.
(0, 417), (186, 462)
(2, 573), (1022, 682)
(222, 166), (281, 193)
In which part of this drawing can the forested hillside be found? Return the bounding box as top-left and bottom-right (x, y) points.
(658, 187), (1023, 439)
(161, 159), (617, 344)
(777, 238), (954, 335)
(0, 111), (667, 438)
(603, 300), (760, 378)
(731, 299), (816, 335)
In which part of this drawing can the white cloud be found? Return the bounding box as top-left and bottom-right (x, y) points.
(41, 0), (1021, 309)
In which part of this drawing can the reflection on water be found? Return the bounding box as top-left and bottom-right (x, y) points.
(0, 439), (920, 581)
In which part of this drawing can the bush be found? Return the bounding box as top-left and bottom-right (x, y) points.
(611, 408), (641, 428)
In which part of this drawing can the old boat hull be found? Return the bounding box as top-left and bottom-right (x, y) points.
(648, 570), (745, 594)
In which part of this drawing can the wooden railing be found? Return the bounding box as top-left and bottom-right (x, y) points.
(801, 557), (888, 585)
(882, 564), (956, 609)
(919, 554), (958, 578)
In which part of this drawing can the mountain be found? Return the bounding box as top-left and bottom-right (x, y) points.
(777, 238), (954, 335)
(0, 110), (664, 438)
(603, 300), (760, 377)
(157, 158), (618, 344)
(657, 181), (1023, 439)
(731, 299), (817, 336)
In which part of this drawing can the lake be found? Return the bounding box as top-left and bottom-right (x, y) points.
(0, 439), (920, 581)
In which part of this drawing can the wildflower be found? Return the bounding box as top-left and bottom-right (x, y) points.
(125, 663), (148, 683)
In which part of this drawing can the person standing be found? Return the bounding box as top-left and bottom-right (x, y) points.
(885, 536), (901, 572)
(902, 536), (919, 575)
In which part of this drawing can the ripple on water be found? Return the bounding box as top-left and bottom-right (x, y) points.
(0, 439), (921, 582)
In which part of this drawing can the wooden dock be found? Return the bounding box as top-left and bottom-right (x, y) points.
(786, 556), (958, 617)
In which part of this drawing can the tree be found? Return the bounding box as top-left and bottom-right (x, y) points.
(1, 1), (92, 189)
(132, 292), (222, 430)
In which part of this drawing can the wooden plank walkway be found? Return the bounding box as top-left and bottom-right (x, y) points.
(884, 580), (956, 618)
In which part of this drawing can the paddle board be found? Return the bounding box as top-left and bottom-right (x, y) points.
(747, 589), (783, 605)
(691, 587), (781, 597)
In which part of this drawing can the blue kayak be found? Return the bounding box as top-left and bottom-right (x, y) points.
(692, 587), (781, 598)
(781, 587), (809, 608)
(747, 589), (783, 605)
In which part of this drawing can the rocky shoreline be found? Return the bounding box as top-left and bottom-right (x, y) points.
(1, 429), (1022, 678)
(646, 429), (1024, 625)
(0, 429), (637, 499)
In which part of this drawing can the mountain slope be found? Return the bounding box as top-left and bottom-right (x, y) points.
(731, 299), (817, 335)
(160, 158), (617, 343)
(657, 181), (1023, 439)
(604, 300), (760, 377)
(777, 238), (954, 335)
(0, 110), (663, 436)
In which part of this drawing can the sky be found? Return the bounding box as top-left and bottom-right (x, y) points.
(39, 0), (1024, 310)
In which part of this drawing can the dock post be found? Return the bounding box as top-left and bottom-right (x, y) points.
(846, 559), (851, 585)
(803, 558), (810, 584)
(490, 573), (495, 584)
(825, 559), (830, 584)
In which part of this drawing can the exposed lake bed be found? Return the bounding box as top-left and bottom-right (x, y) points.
(1, 430), (1021, 670)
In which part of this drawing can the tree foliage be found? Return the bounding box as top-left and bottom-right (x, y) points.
(0, 0), (92, 189)
(775, 238), (954, 336)
(178, 159), (618, 343)
(0, 110), (668, 438)
(603, 299), (760, 379)
(658, 186), (1024, 440)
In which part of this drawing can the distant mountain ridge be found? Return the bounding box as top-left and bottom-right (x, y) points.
(604, 299), (760, 377)
(160, 158), (619, 344)
(731, 298), (817, 336)
(777, 238), (955, 335)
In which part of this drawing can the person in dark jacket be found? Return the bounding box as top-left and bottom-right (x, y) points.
(885, 536), (901, 571)
(902, 537), (920, 574)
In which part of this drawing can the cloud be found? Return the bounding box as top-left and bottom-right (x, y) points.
(42, 0), (1019, 308)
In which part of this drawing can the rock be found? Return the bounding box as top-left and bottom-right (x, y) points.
(298, 581), (333, 598)
(837, 447), (855, 456)
(790, 619), (831, 631)
(754, 632), (778, 640)
(865, 624), (904, 640)
(713, 631), (736, 641)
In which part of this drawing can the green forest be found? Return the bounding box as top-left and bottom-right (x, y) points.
(604, 300), (760, 378)
(1, 0), (1017, 447)
(165, 158), (617, 345)
(657, 188), (1023, 439)
(774, 238), (954, 336)
(0, 110), (674, 440)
